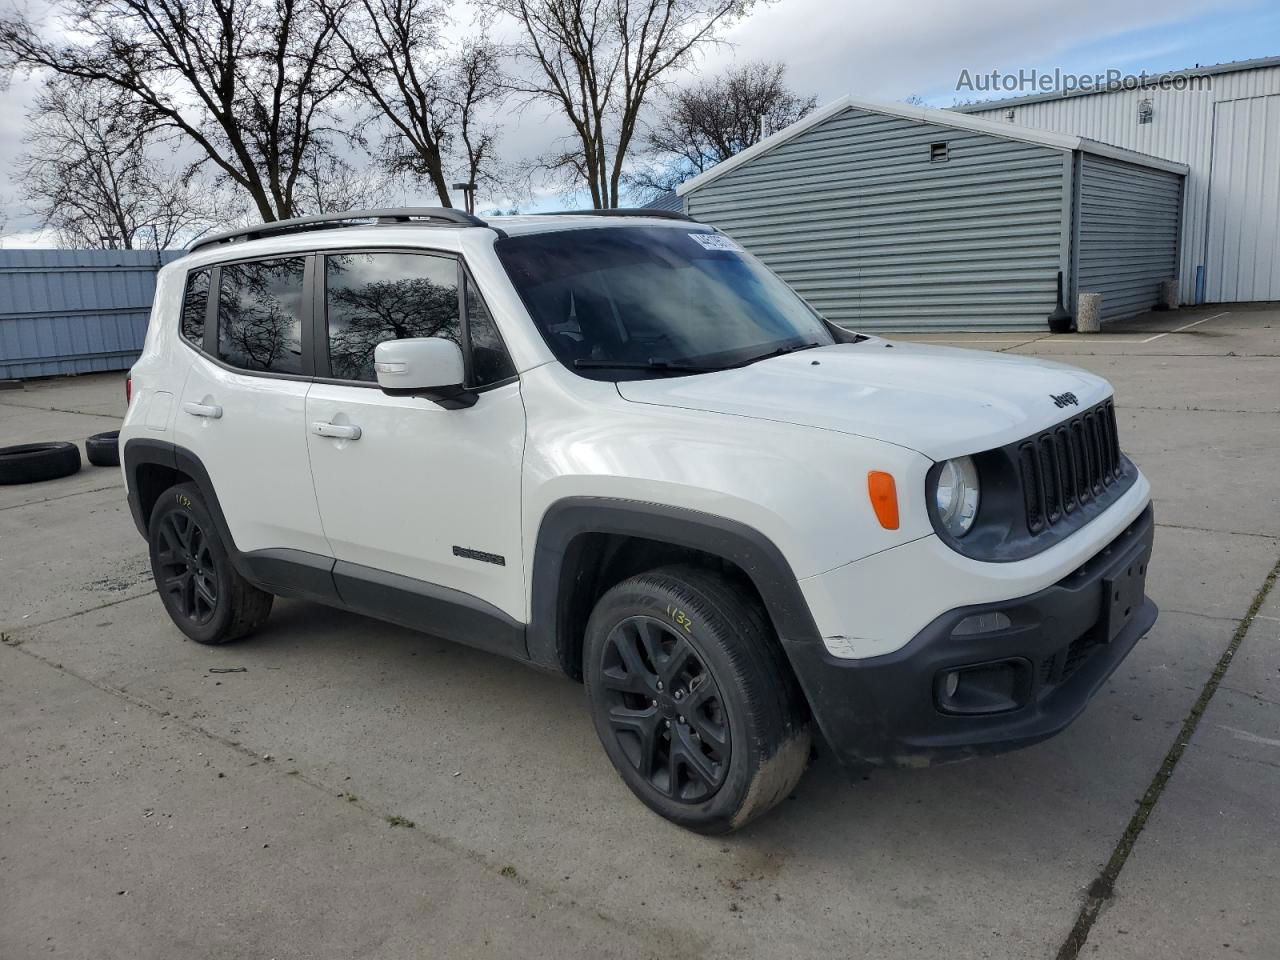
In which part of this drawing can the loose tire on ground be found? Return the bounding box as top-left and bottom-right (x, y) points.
(584, 564), (812, 834)
(0, 442), (82, 485)
(147, 482), (273, 644)
(85, 430), (121, 467)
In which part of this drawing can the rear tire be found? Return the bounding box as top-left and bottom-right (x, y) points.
(147, 483), (273, 644)
(584, 565), (811, 833)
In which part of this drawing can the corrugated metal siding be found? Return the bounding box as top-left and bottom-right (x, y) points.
(964, 63), (1280, 303)
(684, 106), (1070, 331)
(1075, 154), (1183, 322)
(1205, 94), (1280, 301)
(640, 190), (685, 213)
(0, 249), (182, 379)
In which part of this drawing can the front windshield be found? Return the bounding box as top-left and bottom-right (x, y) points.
(495, 225), (834, 378)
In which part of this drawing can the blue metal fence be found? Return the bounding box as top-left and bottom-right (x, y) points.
(0, 249), (184, 379)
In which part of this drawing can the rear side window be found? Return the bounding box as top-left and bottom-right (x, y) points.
(465, 272), (515, 386)
(217, 258), (306, 375)
(324, 252), (460, 382)
(181, 269), (210, 348)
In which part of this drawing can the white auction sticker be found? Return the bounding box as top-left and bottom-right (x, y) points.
(688, 233), (742, 252)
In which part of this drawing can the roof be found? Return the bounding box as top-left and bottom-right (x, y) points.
(675, 93), (1190, 197)
(952, 54), (1280, 113)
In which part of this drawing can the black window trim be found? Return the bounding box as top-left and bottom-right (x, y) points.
(175, 246), (519, 394)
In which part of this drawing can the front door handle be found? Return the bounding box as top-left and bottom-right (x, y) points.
(311, 421), (362, 440)
(183, 401), (223, 419)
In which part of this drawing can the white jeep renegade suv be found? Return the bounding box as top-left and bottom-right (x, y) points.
(121, 207), (1157, 833)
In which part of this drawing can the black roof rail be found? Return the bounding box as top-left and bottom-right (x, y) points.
(541, 208), (697, 223)
(188, 207), (497, 253)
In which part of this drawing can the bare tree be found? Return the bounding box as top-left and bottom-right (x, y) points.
(292, 149), (400, 214)
(628, 60), (814, 198)
(479, 0), (760, 208)
(16, 78), (211, 248)
(328, 0), (505, 207)
(0, 0), (355, 222)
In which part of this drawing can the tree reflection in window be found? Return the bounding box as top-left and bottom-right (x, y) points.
(217, 258), (306, 374)
(181, 269), (210, 348)
(325, 253), (461, 382)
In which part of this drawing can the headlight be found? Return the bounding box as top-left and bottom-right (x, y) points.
(935, 456), (980, 537)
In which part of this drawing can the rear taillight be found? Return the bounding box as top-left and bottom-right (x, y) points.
(125, 376), (132, 405)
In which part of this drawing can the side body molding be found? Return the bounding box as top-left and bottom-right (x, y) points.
(527, 498), (824, 675)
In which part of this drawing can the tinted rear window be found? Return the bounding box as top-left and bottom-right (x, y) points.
(217, 258), (306, 374)
(181, 269), (210, 348)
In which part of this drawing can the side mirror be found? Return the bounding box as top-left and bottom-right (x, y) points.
(374, 338), (476, 409)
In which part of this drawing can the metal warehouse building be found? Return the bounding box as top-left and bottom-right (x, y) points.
(0, 249), (181, 379)
(957, 56), (1280, 306)
(676, 96), (1187, 331)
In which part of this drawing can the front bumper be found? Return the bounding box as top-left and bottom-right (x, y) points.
(782, 504), (1157, 769)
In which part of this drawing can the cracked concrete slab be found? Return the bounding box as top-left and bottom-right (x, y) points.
(1083, 584), (1280, 959)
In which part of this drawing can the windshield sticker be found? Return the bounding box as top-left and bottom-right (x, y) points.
(688, 233), (742, 253)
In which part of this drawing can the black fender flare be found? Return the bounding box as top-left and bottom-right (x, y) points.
(122, 438), (338, 603)
(526, 497), (823, 676)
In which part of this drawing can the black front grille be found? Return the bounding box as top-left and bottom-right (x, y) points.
(1018, 400), (1124, 536)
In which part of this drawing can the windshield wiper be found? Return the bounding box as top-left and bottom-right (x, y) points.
(573, 358), (719, 373)
(728, 341), (824, 369)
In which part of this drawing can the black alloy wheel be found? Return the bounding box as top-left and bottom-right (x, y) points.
(154, 510), (219, 626)
(599, 615), (731, 803)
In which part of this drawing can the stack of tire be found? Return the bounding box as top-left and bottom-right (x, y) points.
(0, 431), (120, 485)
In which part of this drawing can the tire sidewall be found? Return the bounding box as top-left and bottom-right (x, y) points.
(147, 484), (237, 644)
(583, 576), (773, 832)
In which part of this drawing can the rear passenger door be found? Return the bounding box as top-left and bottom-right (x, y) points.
(304, 250), (527, 632)
(174, 255), (330, 562)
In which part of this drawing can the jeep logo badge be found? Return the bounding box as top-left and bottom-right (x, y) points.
(1051, 391), (1079, 408)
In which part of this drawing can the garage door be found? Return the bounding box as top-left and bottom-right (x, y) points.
(1075, 154), (1183, 322)
(1205, 95), (1280, 302)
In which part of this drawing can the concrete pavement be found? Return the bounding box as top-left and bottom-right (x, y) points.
(2, 305), (1277, 958)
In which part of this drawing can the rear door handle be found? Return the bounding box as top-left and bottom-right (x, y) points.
(311, 421), (362, 440)
(183, 401), (223, 419)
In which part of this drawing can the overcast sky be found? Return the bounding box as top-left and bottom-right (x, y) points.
(1, 0), (1275, 244)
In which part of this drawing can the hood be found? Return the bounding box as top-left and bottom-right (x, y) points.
(615, 340), (1112, 461)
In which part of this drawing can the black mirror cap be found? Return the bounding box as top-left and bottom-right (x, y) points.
(379, 383), (478, 410)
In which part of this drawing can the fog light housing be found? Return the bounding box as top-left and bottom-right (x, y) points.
(935, 658), (1031, 715)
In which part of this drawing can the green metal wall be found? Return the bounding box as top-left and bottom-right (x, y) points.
(683, 106), (1072, 332)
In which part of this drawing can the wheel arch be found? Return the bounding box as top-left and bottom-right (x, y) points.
(527, 498), (823, 679)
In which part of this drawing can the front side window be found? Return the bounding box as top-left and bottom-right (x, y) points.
(217, 257), (306, 374)
(324, 252), (460, 382)
(494, 226), (834, 379)
(180, 269), (210, 348)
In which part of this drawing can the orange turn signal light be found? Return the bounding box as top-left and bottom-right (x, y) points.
(867, 471), (900, 530)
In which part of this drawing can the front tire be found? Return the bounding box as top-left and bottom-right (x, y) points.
(147, 483), (273, 644)
(584, 565), (811, 834)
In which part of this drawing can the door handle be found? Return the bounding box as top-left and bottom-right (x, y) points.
(183, 401), (223, 419)
(311, 421), (362, 440)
